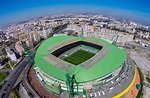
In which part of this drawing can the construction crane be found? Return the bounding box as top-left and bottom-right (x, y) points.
(112, 35), (119, 46)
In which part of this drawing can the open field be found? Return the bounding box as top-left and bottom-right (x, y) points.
(0, 72), (8, 82)
(130, 55), (150, 71)
(129, 45), (150, 71)
(9, 89), (21, 98)
(63, 50), (95, 65)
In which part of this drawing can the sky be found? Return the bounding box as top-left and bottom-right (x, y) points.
(0, 0), (150, 27)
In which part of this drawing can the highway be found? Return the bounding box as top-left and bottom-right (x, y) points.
(0, 48), (38, 98)
(19, 25), (67, 98)
(0, 24), (67, 98)
(52, 24), (67, 35)
(21, 63), (40, 98)
(0, 56), (30, 98)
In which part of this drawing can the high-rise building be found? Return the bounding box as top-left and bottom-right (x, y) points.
(15, 41), (25, 56)
(25, 38), (33, 48)
(18, 32), (33, 48)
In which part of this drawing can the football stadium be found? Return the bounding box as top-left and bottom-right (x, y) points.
(32, 35), (136, 98)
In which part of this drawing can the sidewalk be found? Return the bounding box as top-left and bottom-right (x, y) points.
(124, 68), (140, 98)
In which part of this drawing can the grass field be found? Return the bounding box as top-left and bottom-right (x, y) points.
(0, 72), (8, 82)
(9, 89), (21, 98)
(63, 50), (95, 65)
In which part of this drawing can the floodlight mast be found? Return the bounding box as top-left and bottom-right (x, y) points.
(82, 28), (84, 37)
(66, 73), (74, 97)
(66, 65), (81, 97)
(112, 35), (119, 46)
(81, 28), (84, 40)
(22, 44), (35, 65)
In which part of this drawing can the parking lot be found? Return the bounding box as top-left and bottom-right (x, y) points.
(88, 57), (135, 98)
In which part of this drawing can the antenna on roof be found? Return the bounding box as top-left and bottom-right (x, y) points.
(112, 35), (119, 46)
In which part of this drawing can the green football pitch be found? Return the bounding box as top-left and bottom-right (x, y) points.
(63, 50), (95, 65)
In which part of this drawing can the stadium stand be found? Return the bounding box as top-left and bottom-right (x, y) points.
(28, 67), (60, 98)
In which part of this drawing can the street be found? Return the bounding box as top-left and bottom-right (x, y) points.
(0, 25), (66, 98)
(0, 56), (29, 98)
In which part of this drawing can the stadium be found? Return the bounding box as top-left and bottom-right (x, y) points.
(32, 35), (135, 98)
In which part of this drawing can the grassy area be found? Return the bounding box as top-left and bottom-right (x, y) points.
(63, 50), (95, 65)
(1, 56), (7, 61)
(0, 82), (6, 90)
(146, 77), (150, 83)
(0, 72), (8, 82)
(9, 89), (21, 98)
(3, 65), (11, 69)
(136, 68), (144, 98)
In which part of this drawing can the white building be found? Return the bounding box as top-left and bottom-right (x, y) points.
(31, 32), (41, 42)
(67, 24), (94, 36)
(25, 38), (33, 48)
(37, 28), (52, 38)
(5, 47), (17, 61)
(84, 28), (134, 43)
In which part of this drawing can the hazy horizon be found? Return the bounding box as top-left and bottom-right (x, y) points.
(0, 0), (150, 27)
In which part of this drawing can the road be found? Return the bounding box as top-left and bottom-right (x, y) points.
(21, 63), (40, 98)
(0, 69), (12, 73)
(0, 49), (37, 98)
(18, 25), (67, 98)
(0, 56), (29, 98)
(0, 24), (67, 98)
(52, 24), (67, 35)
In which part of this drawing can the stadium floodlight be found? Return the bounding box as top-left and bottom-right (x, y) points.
(34, 36), (129, 97)
(112, 35), (119, 46)
(22, 44), (35, 65)
(66, 64), (76, 97)
(66, 65), (83, 97)
(81, 28), (84, 40)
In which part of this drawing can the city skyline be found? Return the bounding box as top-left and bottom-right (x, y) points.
(0, 0), (150, 27)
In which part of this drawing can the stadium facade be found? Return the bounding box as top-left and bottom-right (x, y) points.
(33, 35), (135, 98)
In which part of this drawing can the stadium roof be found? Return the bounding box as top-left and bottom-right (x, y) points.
(34, 36), (127, 83)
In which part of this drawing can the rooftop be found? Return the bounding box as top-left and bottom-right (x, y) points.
(34, 36), (127, 83)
